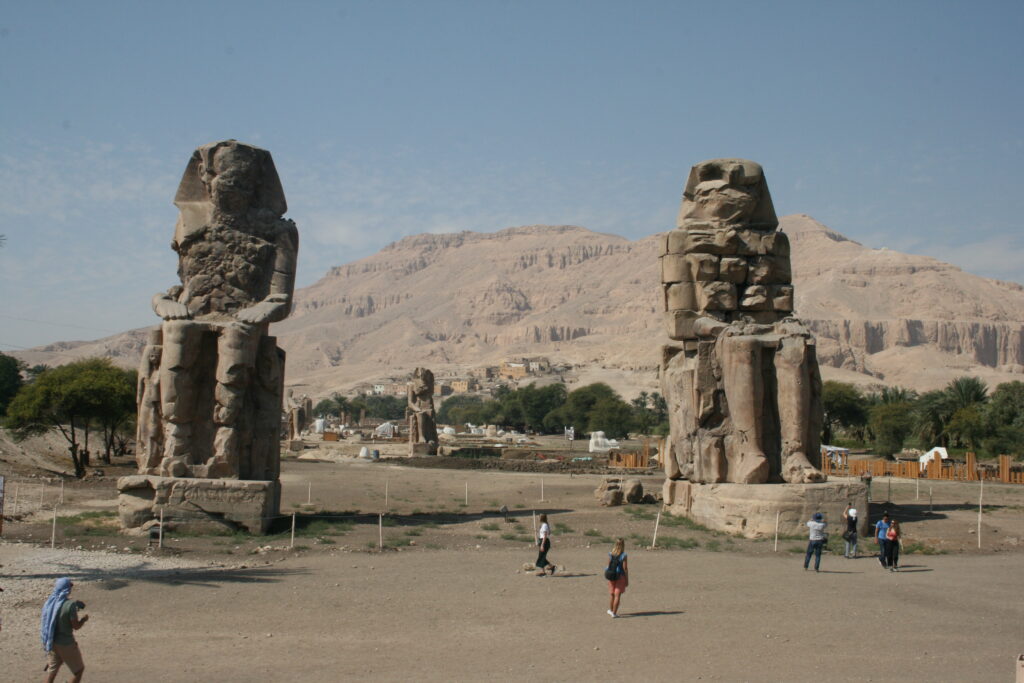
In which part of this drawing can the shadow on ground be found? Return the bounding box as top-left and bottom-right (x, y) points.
(9, 564), (308, 590)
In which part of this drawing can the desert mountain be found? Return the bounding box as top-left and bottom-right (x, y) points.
(16, 216), (1024, 397)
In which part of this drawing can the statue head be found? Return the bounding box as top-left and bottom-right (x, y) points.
(172, 140), (287, 248)
(677, 159), (777, 231)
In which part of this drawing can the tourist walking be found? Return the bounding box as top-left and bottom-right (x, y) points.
(843, 503), (858, 558)
(41, 577), (89, 683)
(804, 512), (827, 572)
(535, 514), (555, 575)
(606, 538), (629, 617)
(875, 512), (892, 569)
(885, 519), (902, 571)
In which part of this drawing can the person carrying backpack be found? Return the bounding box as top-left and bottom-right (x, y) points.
(605, 538), (629, 618)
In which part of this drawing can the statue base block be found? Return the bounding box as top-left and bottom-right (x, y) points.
(117, 475), (279, 534)
(663, 479), (869, 538)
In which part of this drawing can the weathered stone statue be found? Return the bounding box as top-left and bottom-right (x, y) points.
(120, 140), (296, 533)
(286, 391), (313, 440)
(407, 367), (438, 455)
(660, 159), (825, 485)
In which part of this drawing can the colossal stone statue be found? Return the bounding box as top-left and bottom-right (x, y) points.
(120, 140), (296, 533)
(660, 159), (825, 486)
(407, 367), (439, 455)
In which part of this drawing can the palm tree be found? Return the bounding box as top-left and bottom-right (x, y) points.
(945, 376), (988, 411)
(914, 390), (952, 448)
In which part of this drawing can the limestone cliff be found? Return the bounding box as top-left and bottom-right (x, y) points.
(16, 217), (1024, 396)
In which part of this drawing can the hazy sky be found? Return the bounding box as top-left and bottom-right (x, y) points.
(2, 1), (1022, 349)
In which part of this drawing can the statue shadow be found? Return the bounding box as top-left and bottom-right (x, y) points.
(618, 610), (685, 619)
(868, 503), (950, 521)
(13, 563), (307, 590)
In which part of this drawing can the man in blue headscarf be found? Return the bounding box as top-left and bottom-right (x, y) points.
(40, 577), (89, 682)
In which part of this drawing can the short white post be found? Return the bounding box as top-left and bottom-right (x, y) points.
(158, 508), (164, 549)
(773, 511), (780, 553)
(540, 479), (545, 502)
(51, 505), (58, 548)
(651, 510), (662, 549)
(465, 481), (468, 506)
(977, 476), (983, 550)
(378, 513), (383, 551)
(532, 510), (537, 536)
(60, 479), (65, 504)
(307, 482), (312, 505)
(290, 512), (296, 548)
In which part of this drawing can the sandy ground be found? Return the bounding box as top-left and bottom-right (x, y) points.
(2, 457), (1024, 681)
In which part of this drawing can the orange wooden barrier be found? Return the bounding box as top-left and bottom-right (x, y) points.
(821, 451), (1023, 484)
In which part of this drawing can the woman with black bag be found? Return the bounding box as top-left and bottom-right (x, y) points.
(605, 538), (629, 618)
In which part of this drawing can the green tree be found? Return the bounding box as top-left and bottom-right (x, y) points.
(0, 351), (23, 416)
(558, 383), (618, 433)
(5, 358), (133, 476)
(516, 382), (567, 432)
(945, 376), (988, 412)
(913, 390), (953, 449)
(868, 401), (914, 458)
(349, 394), (405, 421)
(946, 405), (988, 452)
(986, 381), (1024, 428)
(588, 396), (636, 440)
(438, 394), (486, 427)
(821, 381), (868, 445)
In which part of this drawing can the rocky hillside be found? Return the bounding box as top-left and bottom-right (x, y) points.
(16, 216), (1024, 396)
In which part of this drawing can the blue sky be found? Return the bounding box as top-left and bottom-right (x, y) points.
(2, 1), (1022, 348)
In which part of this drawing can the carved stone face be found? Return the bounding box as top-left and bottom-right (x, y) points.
(202, 144), (261, 217)
(678, 158), (777, 230)
(688, 161), (762, 224)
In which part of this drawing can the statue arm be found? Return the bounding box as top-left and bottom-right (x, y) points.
(236, 222), (298, 325)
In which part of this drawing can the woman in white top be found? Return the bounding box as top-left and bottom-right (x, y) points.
(535, 514), (555, 575)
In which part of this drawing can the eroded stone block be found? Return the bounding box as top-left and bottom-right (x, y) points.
(719, 257), (748, 283)
(664, 282), (697, 311)
(697, 281), (737, 311)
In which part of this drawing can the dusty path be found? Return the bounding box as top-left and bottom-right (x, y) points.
(2, 544), (1021, 682)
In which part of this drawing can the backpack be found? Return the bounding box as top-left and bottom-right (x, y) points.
(604, 553), (621, 581)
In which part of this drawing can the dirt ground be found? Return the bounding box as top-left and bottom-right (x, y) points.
(2, 452), (1024, 681)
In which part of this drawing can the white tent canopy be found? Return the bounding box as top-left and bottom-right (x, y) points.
(919, 447), (949, 470)
(374, 422), (398, 438)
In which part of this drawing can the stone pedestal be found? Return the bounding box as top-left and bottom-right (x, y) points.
(118, 475), (279, 534)
(663, 479), (869, 538)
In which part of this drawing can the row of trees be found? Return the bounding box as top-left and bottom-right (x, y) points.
(313, 393), (406, 422)
(823, 376), (1024, 458)
(435, 383), (668, 439)
(2, 354), (136, 476)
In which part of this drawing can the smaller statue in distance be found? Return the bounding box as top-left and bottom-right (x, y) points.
(407, 367), (439, 455)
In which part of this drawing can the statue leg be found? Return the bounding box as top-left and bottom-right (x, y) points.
(159, 320), (203, 477)
(719, 336), (770, 484)
(776, 335), (826, 483)
(209, 323), (259, 478)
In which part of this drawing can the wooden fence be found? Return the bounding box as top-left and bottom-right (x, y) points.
(608, 438), (657, 469)
(822, 453), (1024, 484)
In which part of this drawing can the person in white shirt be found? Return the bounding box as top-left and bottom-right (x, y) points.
(804, 512), (827, 572)
(535, 514), (555, 575)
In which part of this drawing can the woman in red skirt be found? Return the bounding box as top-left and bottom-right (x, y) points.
(606, 538), (629, 618)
